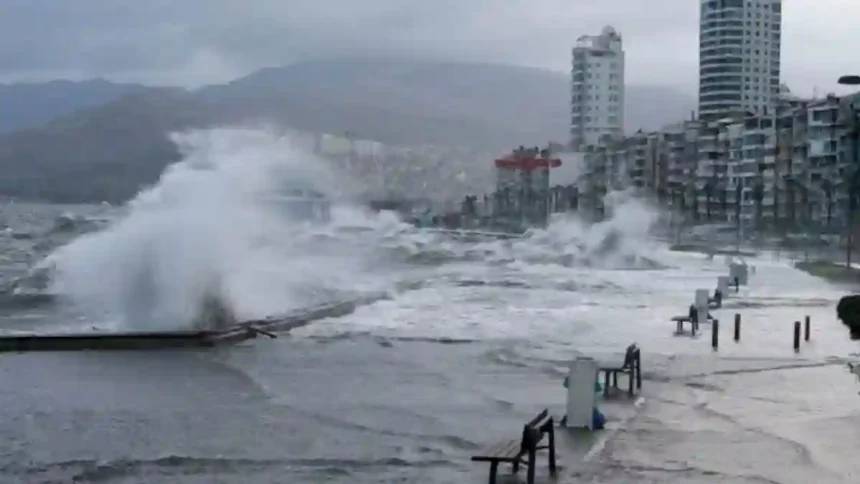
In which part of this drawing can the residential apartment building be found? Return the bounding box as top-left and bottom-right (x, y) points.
(570, 26), (625, 150)
(698, 0), (782, 120)
(581, 93), (860, 231)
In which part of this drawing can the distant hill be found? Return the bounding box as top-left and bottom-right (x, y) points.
(0, 88), (205, 202)
(0, 59), (695, 203)
(0, 79), (146, 133)
(200, 59), (694, 146)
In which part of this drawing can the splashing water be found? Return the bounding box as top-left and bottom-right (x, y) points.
(425, 189), (665, 269)
(35, 129), (666, 332)
(47, 127), (397, 331)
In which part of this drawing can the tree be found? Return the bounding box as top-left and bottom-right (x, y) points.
(691, 189), (700, 222)
(787, 178), (796, 227)
(734, 183), (743, 222)
(772, 178), (780, 230)
(847, 170), (860, 267)
(753, 181), (764, 232)
(753, 163), (765, 233)
(821, 179), (834, 228)
(704, 178), (715, 221)
(786, 177), (810, 229)
(657, 186), (668, 206)
(734, 182), (743, 248)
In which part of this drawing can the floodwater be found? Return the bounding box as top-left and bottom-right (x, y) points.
(0, 202), (859, 483)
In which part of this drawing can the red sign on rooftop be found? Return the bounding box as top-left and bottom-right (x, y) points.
(494, 156), (562, 171)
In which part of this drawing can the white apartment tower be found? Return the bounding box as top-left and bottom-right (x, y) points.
(570, 26), (624, 150)
(698, 0), (782, 119)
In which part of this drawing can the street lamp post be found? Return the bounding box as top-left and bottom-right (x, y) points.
(754, 165), (764, 248)
(735, 182), (742, 251)
(826, 94), (840, 234)
(838, 75), (860, 268)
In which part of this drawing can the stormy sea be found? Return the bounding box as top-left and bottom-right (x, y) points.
(1, 128), (859, 484)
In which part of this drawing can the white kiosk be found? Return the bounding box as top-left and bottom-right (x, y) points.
(717, 276), (730, 297)
(729, 262), (749, 286)
(695, 288), (711, 321)
(566, 357), (599, 430)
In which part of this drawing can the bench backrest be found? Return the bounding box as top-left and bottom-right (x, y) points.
(622, 343), (640, 369)
(519, 409), (552, 454)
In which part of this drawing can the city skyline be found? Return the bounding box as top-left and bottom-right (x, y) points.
(575, 2), (860, 231)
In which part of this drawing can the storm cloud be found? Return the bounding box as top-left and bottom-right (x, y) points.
(0, 0), (857, 95)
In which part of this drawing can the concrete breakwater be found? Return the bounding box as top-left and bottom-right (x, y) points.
(0, 284), (422, 352)
(669, 243), (757, 257)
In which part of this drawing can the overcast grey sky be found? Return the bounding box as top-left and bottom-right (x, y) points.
(0, 0), (857, 96)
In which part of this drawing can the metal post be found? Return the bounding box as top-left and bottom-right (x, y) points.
(734, 313), (741, 342)
(829, 99), (837, 230)
(804, 315), (811, 341)
(849, 116), (859, 268)
(757, 115), (765, 243)
(793, 321), (801, 351)
(711, 319), (719, 350)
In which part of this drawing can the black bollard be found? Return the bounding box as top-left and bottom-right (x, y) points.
(712, 319), (719, 350)
(804, 315), (810, 342)
(734, 313), (741, 342)
(635, 350), (642, 390)
(793, 321), (801, 351)
(689, 305), (699, 335)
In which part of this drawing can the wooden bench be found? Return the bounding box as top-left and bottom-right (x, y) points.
(672, 304), (716, 335)
(671, 315), (697, 335)
(471, 409), (557, 484)
(599, 343), (641, 398)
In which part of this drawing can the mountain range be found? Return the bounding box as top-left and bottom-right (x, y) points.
(0, 59), (696, 203)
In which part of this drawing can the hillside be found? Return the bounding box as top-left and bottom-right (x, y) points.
(0, 88), (206, 202)
(201, 59), (694, 146)
(0, 79), (146, 133)
(0, 60), (696, 203)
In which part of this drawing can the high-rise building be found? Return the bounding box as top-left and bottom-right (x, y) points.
(570, 26), (624, 150)
(698, 0), (782, 120)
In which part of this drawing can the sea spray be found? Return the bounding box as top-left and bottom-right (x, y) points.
(48, 127), (381, 331)
(37, 135), (666, 331)
(586, 188), (661, 258)
(478, 188), (663, 269)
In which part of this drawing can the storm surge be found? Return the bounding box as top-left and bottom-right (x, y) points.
(510, 189), (665, 268)
(44, 127), (399, 331)
(394, 189), (667, 270)
(19, 125), (667, 333)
